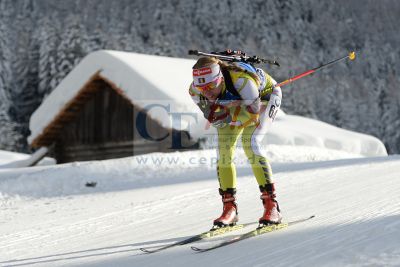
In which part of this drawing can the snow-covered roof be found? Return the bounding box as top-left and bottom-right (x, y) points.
(28, 50), (200, 146)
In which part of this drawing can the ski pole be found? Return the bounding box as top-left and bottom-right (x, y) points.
(275, 51), (356, 88)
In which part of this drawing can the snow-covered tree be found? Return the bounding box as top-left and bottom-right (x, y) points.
(35, 16), (60, 99)
(54, 14), (90, 87)
(0, 0), (399, 153)
(0, 21), (17, 151)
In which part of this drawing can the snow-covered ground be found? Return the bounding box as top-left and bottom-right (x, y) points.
(0, 149), (55, 169)
(0, 64), (395, 266)
(0, 145), (399, 267)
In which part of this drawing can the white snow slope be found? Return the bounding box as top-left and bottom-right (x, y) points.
(0, 146), (399, 267)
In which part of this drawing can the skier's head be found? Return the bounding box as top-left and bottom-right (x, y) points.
(192, 57), (224, 100)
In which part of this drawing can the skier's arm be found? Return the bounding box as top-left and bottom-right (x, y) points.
(234, 78), (261, 123)
(253, 68), (282, 131)
(261, 81), (282, 131)
(189, 84), (230, 127)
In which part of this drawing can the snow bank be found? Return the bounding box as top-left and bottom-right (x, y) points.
(0, 149), (55, 168)
(0, 146), (362, 199)
(0, 148), (399, 267)
(0, 150), (28, 164)
(267, 113), (387, 157)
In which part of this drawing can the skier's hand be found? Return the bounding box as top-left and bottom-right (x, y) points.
(250, 112), (260, 124)
(212, 114), (232, 128)
(212, 120), (227, 128)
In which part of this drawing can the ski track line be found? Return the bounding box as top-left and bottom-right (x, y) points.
(0, 187), (218, 258)
(280, 223), (400, 266)
(218, 217), (400, 267)
(208, 208), (399, 263)
(198, 176), (400, 265)
(0, 204), (157, 253)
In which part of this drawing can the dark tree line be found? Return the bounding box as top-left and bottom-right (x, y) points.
(0, 0), (399, 153)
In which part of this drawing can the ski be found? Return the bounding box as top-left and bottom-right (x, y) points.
(191, 215), (315, 253)
(140, 222), (256, 254)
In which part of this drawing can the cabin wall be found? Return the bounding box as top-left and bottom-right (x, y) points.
(51, 80), (198, 163)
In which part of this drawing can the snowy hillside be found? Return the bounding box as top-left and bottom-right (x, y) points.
(1, 144), (399, 266)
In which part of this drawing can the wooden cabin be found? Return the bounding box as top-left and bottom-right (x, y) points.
(28, 51), (200, 163)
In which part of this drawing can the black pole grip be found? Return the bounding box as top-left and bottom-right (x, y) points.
(188, 50), (199, 55)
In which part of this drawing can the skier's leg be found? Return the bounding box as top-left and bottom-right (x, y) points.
(216, 126), (243, 190)
(241, 124), (273, 186)
(242, 101), (282, 225)
(241, 84), (282, 186)
(214, 126), (243, 226)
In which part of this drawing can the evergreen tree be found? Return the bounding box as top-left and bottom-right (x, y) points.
(36, 16), (60, 99)
(9, 0), (40, 122)
(54, 14), (90, 87)
(0, 19), (17, 151)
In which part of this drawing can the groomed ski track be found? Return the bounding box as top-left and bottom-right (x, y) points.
(1, 155), (400, 267)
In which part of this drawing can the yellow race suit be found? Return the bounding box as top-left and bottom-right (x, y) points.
(189, 66), (282, 190)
